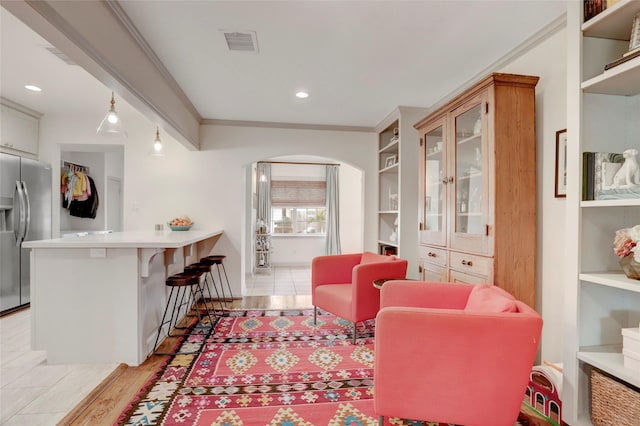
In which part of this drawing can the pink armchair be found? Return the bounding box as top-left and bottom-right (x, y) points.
(374, 281), (542, 426)
(312, 252), (408, 343)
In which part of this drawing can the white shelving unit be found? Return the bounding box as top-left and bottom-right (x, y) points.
(254, 233), (272, 273)
(375, 107), (428, 277)
(564, 1), (640, 424)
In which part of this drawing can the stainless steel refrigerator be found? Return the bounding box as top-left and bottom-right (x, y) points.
(0, 153), (51, 315)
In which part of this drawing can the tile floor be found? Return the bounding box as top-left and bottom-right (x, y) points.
(245, 265), (312, 296)
(0, 266), (310, 424)
(0, 308), (118, 425)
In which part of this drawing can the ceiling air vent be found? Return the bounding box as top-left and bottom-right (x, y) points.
(222, 30), (259, 52)
(44, 46), (77, 65)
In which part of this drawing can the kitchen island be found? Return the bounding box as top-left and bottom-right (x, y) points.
(22, 229), (223, 366)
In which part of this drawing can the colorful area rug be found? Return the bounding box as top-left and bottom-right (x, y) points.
(117, 309), (537, 425)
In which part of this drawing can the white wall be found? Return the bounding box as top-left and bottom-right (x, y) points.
(499, 27), (567, 363)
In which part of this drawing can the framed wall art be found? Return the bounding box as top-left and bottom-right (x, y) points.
(555, 129), (567, 198)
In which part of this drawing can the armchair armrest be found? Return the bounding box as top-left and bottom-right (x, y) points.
(380, 281), (473, 310)
(312, 253), (362, 287)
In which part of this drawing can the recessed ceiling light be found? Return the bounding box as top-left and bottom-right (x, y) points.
(24, 85), (42, 92)
(295, 91), (309, 99)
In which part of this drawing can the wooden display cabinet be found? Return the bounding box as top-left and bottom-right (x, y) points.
(415, 72), (538, 308)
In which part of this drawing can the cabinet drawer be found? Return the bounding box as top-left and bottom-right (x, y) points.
(450, 270), (491, 285)
(418, 245), (448, 267)
(419, 260), (448, 283)
(449, 251), (492, 278)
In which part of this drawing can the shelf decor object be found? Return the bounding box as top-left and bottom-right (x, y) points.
(614, 225), (640, 280)
(590, 369), (640, 425)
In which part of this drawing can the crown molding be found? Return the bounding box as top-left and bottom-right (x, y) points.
(202, 119), (373, 133)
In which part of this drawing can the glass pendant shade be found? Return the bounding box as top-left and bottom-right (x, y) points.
(97, 92), (127, 138)
(149, 126), (165, 157)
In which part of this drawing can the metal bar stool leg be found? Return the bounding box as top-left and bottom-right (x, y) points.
(214, 263), (229, 308)
(153, 273), (209, 356)
(206, 269), (226, 312)
(152, 286), (177, 353)
(218, 261), (234, 302)
(199, 258), (227, 312)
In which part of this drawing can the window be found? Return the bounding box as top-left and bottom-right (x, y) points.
(272, 207), (326, 234)
(270, 179), (326, 234)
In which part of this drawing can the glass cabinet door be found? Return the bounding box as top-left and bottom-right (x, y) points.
(420, 119), (447, 246)
(451, 95), (489, 254)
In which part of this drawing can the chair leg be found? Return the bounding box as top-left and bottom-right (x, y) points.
(313, 306), (317, 325)
(378, 416), (384, 426)
(206, 270), (225, 312)
(353, 322), (357, 344)
(219, 262), (234, 302)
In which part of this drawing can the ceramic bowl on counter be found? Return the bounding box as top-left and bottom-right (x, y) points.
(168, 224), (193, 231)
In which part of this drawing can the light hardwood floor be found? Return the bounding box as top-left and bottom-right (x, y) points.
(60, 295), (312, 425)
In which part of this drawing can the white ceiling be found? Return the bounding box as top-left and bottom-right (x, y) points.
(0, 1), (567, 129)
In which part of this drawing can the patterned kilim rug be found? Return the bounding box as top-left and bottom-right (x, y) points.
(117, 309), (536, 426)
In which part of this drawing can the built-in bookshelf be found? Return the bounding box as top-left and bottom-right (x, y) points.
(564, 1), (640, 424)
(375, 107), (428, 278)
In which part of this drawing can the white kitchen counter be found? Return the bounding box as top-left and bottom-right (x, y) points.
(24, 229), (223, 248)
(23, 229), (223, 366)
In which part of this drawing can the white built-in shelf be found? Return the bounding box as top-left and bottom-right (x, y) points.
(582, 56), (640, 96)
(577, 345), (640, 388)
(580, 272), (640, 292)
(379, 139), (399, 154)
(377, 240), (398, 248)
(582, 0), (640, 39)
(378, 210), (399, 214)
(379, 163), (399, 173)
(581, 198), (640, 207)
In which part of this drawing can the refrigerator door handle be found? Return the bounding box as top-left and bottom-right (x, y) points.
(21, 181), (31, 243)
(14, 181), (27, 246)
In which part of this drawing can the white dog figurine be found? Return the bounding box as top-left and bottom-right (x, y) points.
(612, 148), (640, 188)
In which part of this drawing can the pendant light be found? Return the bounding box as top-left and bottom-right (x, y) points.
(97, 91), (127, 138)
(149, 126), (165, 157)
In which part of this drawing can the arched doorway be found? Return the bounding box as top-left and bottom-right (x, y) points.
(246, 155), (363, 296)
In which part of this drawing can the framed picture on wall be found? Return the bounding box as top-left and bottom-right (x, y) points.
(385, 155), (397, 168)
(555, 129), (567, 198)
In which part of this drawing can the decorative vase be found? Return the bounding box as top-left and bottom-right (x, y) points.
(619, 255), (640, 280)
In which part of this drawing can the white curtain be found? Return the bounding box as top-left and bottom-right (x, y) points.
(256, 163), (271, 232)
(325, 165), (341, 255)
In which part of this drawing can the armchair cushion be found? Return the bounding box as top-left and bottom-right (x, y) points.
(465, 284), (518, 313)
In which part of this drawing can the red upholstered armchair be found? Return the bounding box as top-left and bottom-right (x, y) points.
(375, 281), (542, 426)
(312, 252), (408, 343)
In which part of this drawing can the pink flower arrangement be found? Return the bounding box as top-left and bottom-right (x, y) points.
(614, 225), (640, 262)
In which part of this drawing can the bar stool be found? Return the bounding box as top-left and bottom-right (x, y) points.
(202, 255), (234, 303)
(152, 273), (214, 356)
(184, 263), (224, 313)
